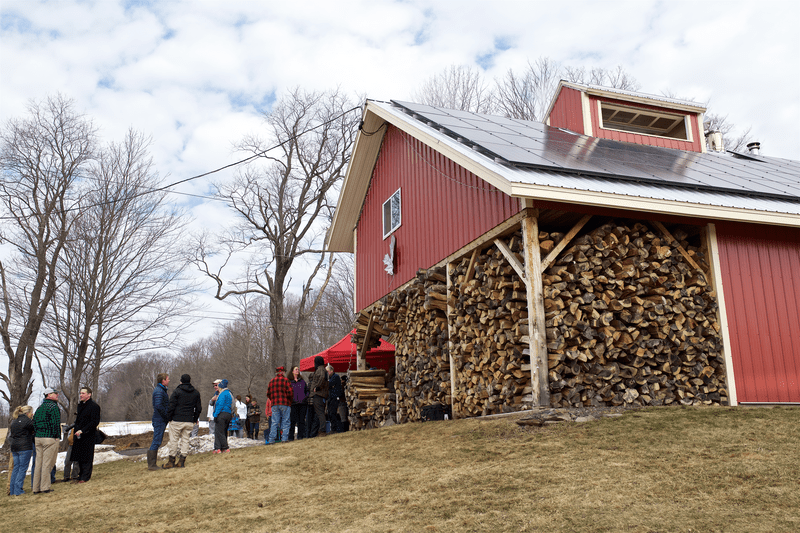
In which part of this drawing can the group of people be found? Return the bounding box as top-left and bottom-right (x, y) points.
(148, 373), (203, 470)
(8, 361), (349, 494)
(281, 356), (347, 441)
(199, 358), (347, 450)
(7, 386), (101, 496)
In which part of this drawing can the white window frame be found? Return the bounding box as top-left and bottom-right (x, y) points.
(382, 188), (402, 239)
(598, 102), (692, 142)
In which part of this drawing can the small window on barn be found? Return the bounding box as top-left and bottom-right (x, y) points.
(382, 188), (401, 239)
(599, 102), (690, 141)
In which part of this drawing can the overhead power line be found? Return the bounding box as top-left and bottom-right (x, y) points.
(0, 105), (362, 221)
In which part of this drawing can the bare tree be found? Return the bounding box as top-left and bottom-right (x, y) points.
(494, 57), (562, 121)
(563, 64), (641, 91)
(661, 90), (754, 153)
(225, 293), (270, 394)
(193, 88), (359, 371)
(413, 65), (495, 114)
(0, 95), (95, 422)
(38, 129), (193, 420)
(416, 60), (639, 121)
(99, 351), (173, 421)
(312, 254), (355, 344)
(704, 112), (754, 153)
(0, 399), (9, 428)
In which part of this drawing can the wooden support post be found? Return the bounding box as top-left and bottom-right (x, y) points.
(705, 223), (738, 406)
(358, 313), (375, 371)
(522, 210), (550, 407)
(446, 262), (458, 419)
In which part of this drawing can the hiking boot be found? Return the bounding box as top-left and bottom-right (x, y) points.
(162, 455), (176, 469)
(177, 455), (186, 468)
(147, 450), (160, 471)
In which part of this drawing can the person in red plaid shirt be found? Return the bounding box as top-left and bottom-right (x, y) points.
(266, 366), (292, 443)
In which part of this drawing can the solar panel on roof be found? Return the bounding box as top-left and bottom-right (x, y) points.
(390, 100), (800, 203)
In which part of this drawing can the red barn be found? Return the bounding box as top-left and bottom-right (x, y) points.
(328, 82), (800, 421)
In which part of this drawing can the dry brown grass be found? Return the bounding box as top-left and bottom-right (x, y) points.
(2, 406), (799, 533)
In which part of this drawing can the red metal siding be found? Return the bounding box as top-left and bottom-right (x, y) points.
(548, 87), (585, 134)
(716, 222), (800, 402)
(588, 96), (703, 153)
(355, 126), (520, 309)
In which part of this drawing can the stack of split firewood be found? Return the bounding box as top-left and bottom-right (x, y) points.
(543, 221), (726, 407)
(351, 312), (388, 351)
(345, 369), (396, 430)
(448, 233), (535, 417)
(367, 267), (451, 423)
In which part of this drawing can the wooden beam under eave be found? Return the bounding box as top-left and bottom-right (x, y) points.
(540, 214), (592, 272)
(358, 313), (375, 371)
(435, 209), (530, 269)
(494, 238), (525, 280)
(521, 210), (550, 407)
(463, 248), (479, 287)
(705, 223), (738, 406)
(353, 228), (358, 315)
(651, 220), (704, 274)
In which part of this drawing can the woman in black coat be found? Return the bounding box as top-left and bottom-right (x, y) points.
(8, 405), (35, 495)
(71, 387), (101, 483)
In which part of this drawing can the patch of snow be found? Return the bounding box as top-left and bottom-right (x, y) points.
(1, 421), (253, 475)
(151, 435), (264, 461)
(98, 420), (209, 436)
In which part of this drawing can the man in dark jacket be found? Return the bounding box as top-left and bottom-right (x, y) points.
(326, 364), (344, 434)
(307, 356), (328, 438)
(72, 387), (101, 483)
(148, 373), (169, 471)
(162, 374), (202, 469)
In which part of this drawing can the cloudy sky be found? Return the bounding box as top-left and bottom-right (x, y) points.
(1, 0), (799, 396)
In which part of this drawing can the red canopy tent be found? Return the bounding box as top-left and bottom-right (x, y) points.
(299, 330), (395, 373)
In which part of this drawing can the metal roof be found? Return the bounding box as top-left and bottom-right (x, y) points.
(326, 99), (800, 251)
(391, 100), (800, 204)
(555, 81), (707, 110)
(393, 102), (800, 214)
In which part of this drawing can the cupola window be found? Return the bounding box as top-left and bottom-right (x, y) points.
(600, 102), (690, 141)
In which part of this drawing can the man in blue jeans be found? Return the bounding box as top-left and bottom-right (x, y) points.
(266, 366), (292, 444)
(148, 373), (169, 471)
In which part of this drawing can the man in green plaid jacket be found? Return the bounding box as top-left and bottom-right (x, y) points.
(32, 388), (61, 493)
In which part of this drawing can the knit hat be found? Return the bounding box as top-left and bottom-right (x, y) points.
(180, 374), (191, 384)
(314, 356), (325, 368)
(276, 366), (286, 373)
(220, 379), (229, 389)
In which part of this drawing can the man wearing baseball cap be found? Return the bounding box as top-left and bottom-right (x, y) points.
(32, 388), (61, 493)
(208, 379), (221, 437)
(266, 366), (292, 444)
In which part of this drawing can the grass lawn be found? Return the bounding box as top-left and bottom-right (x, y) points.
(2, 406), (799, 532)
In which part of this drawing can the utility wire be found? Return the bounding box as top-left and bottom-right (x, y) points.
(0, 105), (362, 221)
